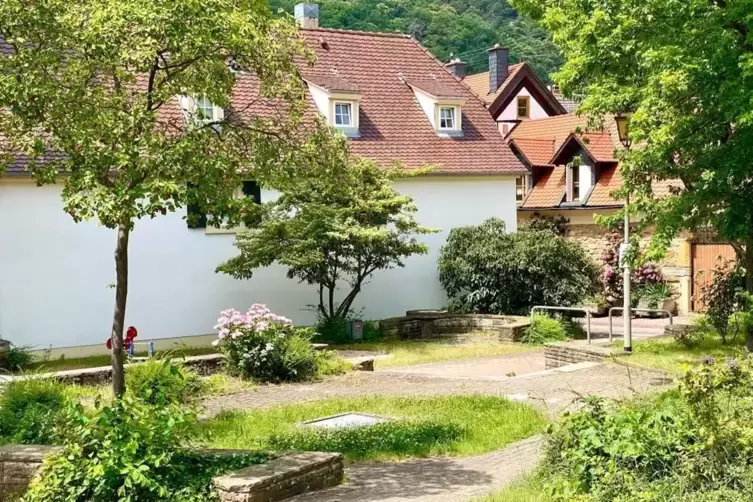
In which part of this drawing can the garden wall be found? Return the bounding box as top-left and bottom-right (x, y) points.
(0, 445), (343, 502)
(393, 311), (530, 343)
(544, 342), (621, 369)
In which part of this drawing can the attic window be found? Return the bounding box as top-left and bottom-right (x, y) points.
(196, 96), (219, 123)
(334, 102), (353, 127)
(439, 106), (457, 130)
(516, 176), (527, 203)
(517, 96), (530, 119)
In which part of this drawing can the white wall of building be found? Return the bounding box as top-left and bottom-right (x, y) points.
(0, 175), (517, 351)
(496, 86), (550, 122)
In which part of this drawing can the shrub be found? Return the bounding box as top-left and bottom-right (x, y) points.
(313, 316), (381, 344)
(268, 420), (465, 460)
(125, 358), (204, 406)
(438, 218), (600, 316)
(520, 314), (569, 345)
(315, 351), (351, 377)
(0, 377), (66, 444)
(24, 396), (261, 502)
(520, 213), (569, 236)
(542, 358), (753, 501)
(700, 260), (745, 343)
(214, 304), (318, 382)
(7, 344), (35, 371)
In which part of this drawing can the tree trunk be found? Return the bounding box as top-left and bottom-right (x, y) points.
(110, 223), (130, 397)
(745, 239), (753, 353)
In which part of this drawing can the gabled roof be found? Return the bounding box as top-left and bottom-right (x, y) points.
(508, 138), (555, 167)
(1, 28), (525, 176)
(550, 131), (616, 165)
(406, 79), (467, 99)
(462, 62), (567, 119)
(521, 166), (565, 208)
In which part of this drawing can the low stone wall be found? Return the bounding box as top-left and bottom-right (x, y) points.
(0, 445), (342, 502)
(544, 342), (622, 369)
(213, 451), (343, 502)
(0, 445), (62, 500)
(395, 311), (530, 343)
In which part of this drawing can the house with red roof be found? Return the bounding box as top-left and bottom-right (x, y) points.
(0, 3), (526, 353)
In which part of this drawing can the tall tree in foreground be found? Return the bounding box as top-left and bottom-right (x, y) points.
(513, 0), (753, 349)
(0, 0), (312, 395)
(217, 130), (436, 328)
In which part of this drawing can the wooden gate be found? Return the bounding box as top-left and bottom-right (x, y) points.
(691, 243), (737, 311)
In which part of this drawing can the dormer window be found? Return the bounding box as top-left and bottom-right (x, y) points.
(439, 106), (457, 130)
(179, 95), (224, 130)
(334, 102), (353, 127)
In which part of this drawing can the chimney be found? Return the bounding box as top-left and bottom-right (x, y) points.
(488, 44), (509, 93)
(445, 57), (467, 79)
(295, 3), (319, 29)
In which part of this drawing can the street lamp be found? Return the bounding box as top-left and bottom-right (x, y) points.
(614, 112), (633, 353)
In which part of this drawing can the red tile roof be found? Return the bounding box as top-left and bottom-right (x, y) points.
(509, 114), (592, 151)
(406, 79), (467, 98)
(521, 166), (565, 208)
(461, 63), (525, 105)
(587, 165), (623, 206)
(296, 28), (524, 174)
(304, 74), (360, 93)
(509, 138), (555, 167)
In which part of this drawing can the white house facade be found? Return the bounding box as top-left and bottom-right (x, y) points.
(0, 4), (524, 354)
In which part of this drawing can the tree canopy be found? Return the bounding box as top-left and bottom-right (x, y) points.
(0, 0), (316, 394)
(270, 0), (562, 79)
(513, 0), (753, 346)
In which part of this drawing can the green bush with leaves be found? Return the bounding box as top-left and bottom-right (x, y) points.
(700, 260), (745, 344)
(24, 396), (264, 502)
(438, 218), (600, 315)
(542, 357), (753, 501)
(125, 359), (204, 406)
(268, 420), (465, 460)
(314, 316), (382, 344)
(520, 314), (569, 345)
(0, 377), (66, 444)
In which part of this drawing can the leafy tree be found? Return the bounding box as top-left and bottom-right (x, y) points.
(0, 0), (311, 395)
(270, 0), (562, 79)
(512, 0), (753, 349)
(217, 131), (436, 326)
(438, 218), (600, 315)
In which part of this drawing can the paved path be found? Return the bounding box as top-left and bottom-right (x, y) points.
(379, 352), (546, 379)
(292, 436), (545, 502)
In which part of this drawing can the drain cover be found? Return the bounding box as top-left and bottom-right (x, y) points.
(301, 412), (393, 429)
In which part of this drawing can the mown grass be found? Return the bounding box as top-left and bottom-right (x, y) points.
(202, 395), (548, 462)
(330, 339), (537, 368)
(20, 346), (218, 373)
(617, 332), (744, 374)
(477, 472), (549, 502)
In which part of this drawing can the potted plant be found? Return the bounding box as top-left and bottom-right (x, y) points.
(636, 282), (676, 315)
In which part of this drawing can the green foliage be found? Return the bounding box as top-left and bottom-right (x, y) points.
(520, 213), (569, 236)
(221, 323), (318, 383)
(7, 345), (35, 371)
(543, 357), (753, 501)
(438, 218), (600, 315)
(269, 420), (465, 460)
(22, 396), (259, 502)
(315, 351), (352, 377)
(218, 143), (436, 325)
(314, 316), (382, 344)
(270, 0), (562, 79)
(125, 359), (204, 406)
(636, 281), (675, 309)
(520, 314), (569, 345)
(700, 260), (745, 344)
(512, 0), (753, 316)
(0, 377), (67, 445)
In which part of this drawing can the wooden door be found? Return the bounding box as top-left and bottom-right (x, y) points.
(691, 243), (737, 311)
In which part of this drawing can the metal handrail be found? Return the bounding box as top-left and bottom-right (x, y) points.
(531, 306), (592, 344)
(608, 307), (673, 342)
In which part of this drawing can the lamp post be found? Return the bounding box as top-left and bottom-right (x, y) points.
(615, 112), (633, 353)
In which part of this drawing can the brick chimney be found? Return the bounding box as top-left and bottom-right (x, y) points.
(488, 44), (509, 93)
(295, 3), (319, 29)
(445, 57), (467, 79)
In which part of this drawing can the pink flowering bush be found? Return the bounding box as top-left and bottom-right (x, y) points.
(213, 304), (318, 382)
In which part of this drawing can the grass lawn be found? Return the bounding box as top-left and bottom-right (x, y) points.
(202, 395), (548, 462)
(21, 346), (218, 373)
(617, 332), (744, 374)
(476, 472), (548, 502)
(330, 339), (537, 368)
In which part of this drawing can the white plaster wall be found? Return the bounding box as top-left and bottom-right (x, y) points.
(308, 85), (331, 123)
(497, 86), (550, 122)
(0, 176), (517, 350)
(412, 88), (437, 129)
(579, 164), (594, 197)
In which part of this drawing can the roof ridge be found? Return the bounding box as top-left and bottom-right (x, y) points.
(301, 27), (411, 39)
(463, 62), (526, 79)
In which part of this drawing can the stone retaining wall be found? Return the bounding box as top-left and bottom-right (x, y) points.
(544, 342), (622, 369)
(395, 311), (530, 343)
(0, 446), (342, 502)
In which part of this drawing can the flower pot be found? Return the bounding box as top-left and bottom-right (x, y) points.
(636, 297), (676, 317)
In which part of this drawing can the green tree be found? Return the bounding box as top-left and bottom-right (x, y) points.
(512, 0), (753, 349)
(217, 131), (436, 325)
(0, 0), (311, 395)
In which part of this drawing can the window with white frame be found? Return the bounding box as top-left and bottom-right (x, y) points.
(572, 169), (581, 201)
(195, 96), (217, 123)
(515, 176), (526, 203)
(439, 106), (457, 130)
(333, 102), (353, 127)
